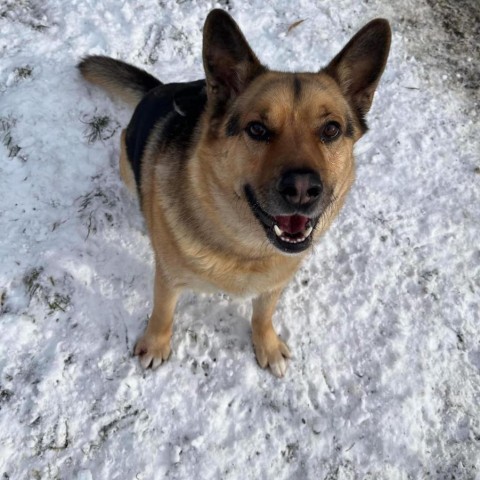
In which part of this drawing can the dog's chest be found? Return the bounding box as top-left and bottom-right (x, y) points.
(170, 253), (300, 297)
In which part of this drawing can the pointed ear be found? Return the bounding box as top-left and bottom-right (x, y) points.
(324, 19), (391, 132)
(202, 9), (266, 109)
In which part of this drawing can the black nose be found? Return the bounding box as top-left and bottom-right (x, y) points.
(277, 169), (323, 207)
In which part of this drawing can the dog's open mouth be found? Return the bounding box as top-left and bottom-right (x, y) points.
(274, 215), (313, 244)
(244, 185), (317, 254)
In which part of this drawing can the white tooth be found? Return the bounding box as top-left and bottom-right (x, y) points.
(304, 226), (313, 237)
(274, 225), (283, 237)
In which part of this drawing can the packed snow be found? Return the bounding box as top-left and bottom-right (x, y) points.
(0, 0), (479, 478)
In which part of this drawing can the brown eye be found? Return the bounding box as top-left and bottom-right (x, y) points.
(321, 122), (341, 142)
(246, 122), (271, 141)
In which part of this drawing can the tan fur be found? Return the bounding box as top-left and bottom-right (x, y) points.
(131, 72), (355, 377)
(79, 11), (390, 377)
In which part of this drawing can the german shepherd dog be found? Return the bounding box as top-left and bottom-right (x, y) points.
(79, 10), (390, 377)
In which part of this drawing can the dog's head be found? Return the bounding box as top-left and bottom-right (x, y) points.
(199, 10), (391, 255)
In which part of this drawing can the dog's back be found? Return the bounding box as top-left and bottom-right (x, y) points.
(79, 57), (207, 196)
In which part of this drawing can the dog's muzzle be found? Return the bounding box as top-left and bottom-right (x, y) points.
(244, 178), (321, 254)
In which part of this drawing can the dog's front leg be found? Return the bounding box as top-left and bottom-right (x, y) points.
(134, 268), (180, 369)
(251, 289), (291, 378)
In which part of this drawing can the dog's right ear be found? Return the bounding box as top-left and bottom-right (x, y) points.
(203, 9), (265, 110)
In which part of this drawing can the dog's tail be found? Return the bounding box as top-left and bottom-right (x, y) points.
(78, 55), (162, 107)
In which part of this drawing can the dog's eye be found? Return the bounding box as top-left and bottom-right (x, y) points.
(246, 122), (271, 141)
(321, 122), (341, 142)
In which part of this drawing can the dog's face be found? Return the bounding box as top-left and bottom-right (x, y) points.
(223, 71), (357, 254)
(200, 10), (391, 255)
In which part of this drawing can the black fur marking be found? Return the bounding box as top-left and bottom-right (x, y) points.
(293, 75), (302, 101)
(226, 114), (241, 136)
(125, 80), (206, 194)
(345, 117), (355, 138)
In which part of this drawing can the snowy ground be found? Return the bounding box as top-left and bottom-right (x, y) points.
(1, 0), (479, 478)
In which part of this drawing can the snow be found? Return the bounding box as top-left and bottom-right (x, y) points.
(0, 0), (479, 478)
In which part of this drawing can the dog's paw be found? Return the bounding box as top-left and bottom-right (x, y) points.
(252, 330), (291, 378)
(134, 333), (172, 369)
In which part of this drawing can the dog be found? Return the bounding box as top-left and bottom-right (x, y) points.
(78, 9), (391, 377)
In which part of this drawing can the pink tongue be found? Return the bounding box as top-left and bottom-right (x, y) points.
(275, 215), (309, 234)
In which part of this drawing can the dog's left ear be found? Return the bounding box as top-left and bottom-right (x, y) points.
(203, 9), (265, 108)
(324, 19), (391, 131)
